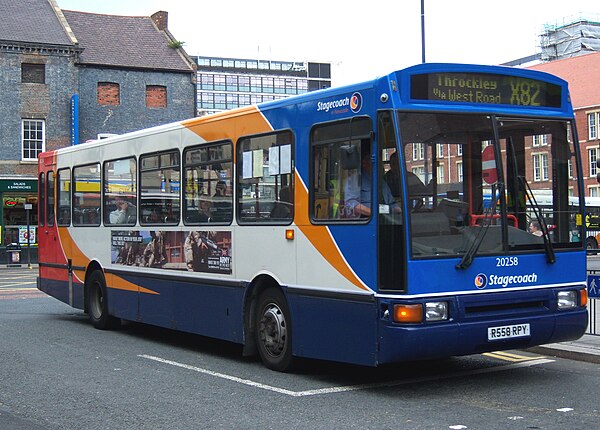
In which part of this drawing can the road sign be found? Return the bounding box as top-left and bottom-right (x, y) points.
(481, 145), (497, 185)
(588, 274), (600, 298)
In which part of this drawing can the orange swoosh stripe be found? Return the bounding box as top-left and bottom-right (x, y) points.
(294, 176), (370, 291)
(58, 228), (159, 295)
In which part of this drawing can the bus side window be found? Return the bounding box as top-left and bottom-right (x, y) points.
(183, 141), (233, 225)
(57, 168), (71, 226)
(103, 158), (137, 226)
(73, 163), (101, 227)
(236, 131), (294, 224)
(140, 151), (180, 226)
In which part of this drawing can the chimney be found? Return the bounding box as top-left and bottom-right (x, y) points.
(151, 11), (168, 31)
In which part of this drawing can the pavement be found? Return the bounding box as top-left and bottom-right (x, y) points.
(5, 262), (600, 364)
(527, 334), (600, 364)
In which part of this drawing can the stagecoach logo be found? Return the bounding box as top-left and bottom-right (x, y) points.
(350, 92), (362, 113)
(316, 92), (363, 114)
(474, 273), (487, 289)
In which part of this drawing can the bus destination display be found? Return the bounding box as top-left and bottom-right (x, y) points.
(410, 72), (562, 108)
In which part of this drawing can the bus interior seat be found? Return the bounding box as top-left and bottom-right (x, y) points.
(411, 212), (451, 236)
(436, 198), (468, 225)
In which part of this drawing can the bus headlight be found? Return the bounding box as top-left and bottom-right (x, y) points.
(425, 301), (449, 321)
(557, 291), (577, 309)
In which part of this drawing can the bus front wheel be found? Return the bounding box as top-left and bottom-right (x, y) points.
(86, 270), (119, 330)
(255, 288), (294, 372)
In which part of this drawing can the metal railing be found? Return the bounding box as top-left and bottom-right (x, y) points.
(586, 268), (599, 336)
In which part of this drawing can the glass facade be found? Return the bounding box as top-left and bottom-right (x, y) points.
(195, 56), (330, 116)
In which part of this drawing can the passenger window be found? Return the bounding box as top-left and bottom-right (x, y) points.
(140, 151), (180, 225)
(183, 141), (233, 225)
(237, 131), (294, 224)
(73, 164), (101, 226)
(57, 168), (71, 226)
(104, 158), (137, 226)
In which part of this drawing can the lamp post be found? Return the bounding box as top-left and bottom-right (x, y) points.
(421, 0), (426, 63)
(24, 203), (32, 269)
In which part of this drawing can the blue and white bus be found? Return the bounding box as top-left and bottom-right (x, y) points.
(38, 63), (588, 371)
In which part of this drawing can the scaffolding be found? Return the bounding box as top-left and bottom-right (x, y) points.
(541, 14), (600, 61)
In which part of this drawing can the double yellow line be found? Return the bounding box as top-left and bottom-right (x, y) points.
(483, 351), (542, 362)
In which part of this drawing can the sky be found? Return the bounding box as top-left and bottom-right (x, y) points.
(56, 0), (599, 86)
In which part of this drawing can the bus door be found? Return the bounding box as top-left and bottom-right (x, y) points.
(377, 111), (404, 291)
(39, 158), (71, 301)
(39, 163), (60, 265)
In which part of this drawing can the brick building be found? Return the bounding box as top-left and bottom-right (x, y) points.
(61, 9), (196, 141)
(0, 0), (195, 262)
(530, 52), (600, 197)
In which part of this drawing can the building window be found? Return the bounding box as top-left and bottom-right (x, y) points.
(146, 85), (167, 108)
(97, 82), (120, 106)
(22, 119), (45, 160)
(590, 187), (599, 197)
(532, 134), (548, 146)
(413, 143), (424, 160)
(590, 148), (598, 177)
(437, 164), (445, 184)
(533, 153), (549, 181)
(201, 74), (214, 90)
(21, 63), (45, 84)
(457, 161), (463, 182)
(589, 112), (599, 140)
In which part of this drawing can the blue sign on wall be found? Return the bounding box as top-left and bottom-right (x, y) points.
(71, 94), (79, 145)
(587, 275), (600, 298)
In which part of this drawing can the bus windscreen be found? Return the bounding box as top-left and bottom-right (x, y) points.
(410, 72), (562, 108)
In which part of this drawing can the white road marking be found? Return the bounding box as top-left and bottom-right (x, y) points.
(138, 354), (554, 397)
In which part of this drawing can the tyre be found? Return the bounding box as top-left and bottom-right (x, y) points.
(86, 270), (119, 330)
(586, 237), (598, 250)
(255, 288), (294, 372)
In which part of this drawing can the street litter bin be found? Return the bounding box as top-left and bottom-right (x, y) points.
(7, 243), (22, 267)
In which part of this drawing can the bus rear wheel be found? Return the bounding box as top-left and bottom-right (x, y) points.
(255, 288), (294, 372)
(586, 237), (598, 250)
(86, 270), (119, 330)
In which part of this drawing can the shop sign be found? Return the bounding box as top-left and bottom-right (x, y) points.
(0, 180), (37, 192)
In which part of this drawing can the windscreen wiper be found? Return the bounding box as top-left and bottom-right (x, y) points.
(456, 185), (496, 269)
(519, 176), (556, 264)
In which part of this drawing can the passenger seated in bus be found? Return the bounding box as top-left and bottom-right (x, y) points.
(197, 197), (212, 222)
(211, 180), (232, 222)
(529, 220), (543, 236)
(270, 186), (292, 219)
(384, 151), (428, 210)
(344, 143), (400, 218)
(384, 151), (401, 198)
(109, 197), (136, 224)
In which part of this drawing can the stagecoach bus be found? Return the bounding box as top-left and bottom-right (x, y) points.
(38, 63), (588, 371)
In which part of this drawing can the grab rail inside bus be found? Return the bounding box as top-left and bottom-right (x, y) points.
(469, 213), (518, 228)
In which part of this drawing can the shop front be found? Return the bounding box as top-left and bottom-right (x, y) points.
(1, 178), (38, 265)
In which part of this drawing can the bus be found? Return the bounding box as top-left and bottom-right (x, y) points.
(582, 197), (600, 250)
(38, 63), (588, 371)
